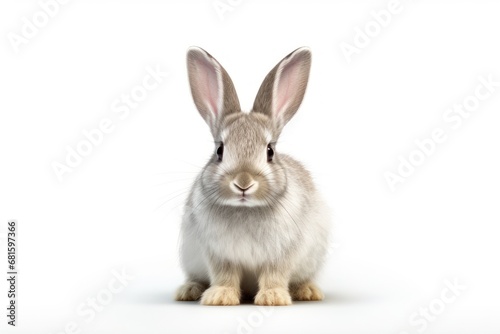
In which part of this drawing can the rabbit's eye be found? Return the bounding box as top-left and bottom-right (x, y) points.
(216, 143), (224, 161)
(267, 144), (274, 162)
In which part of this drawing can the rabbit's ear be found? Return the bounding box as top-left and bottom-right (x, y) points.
(252, 47), (311, 131)
(187, 47), (241, 135)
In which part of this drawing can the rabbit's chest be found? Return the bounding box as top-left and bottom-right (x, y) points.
(202, 213), (292, 268)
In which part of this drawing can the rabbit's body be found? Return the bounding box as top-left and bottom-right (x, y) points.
(175, 47), (331, 305)
(180, 141), (329, 296)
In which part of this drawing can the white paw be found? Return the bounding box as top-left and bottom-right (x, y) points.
(255, 288), (292, 306)
(201, 286), (240, 306)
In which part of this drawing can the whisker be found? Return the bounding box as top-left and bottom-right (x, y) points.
(154, 188), (193, 212)
(152, 178), (196, 187)
(184, 186), (221, 220)
(266, 190), (305, 241)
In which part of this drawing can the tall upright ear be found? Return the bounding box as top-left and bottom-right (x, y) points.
(252, 47), (311, 131)
(187, 47), (241, 135)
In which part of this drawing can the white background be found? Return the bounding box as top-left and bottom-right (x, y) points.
(1, 0), (500, 333)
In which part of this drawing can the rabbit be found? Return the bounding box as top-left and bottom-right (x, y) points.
(175, 46), (331, 306)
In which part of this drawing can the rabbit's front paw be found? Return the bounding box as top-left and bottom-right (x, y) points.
(201, 286), (240, 306)
(255, 288), (292, 306)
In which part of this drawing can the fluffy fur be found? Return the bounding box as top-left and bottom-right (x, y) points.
(176, 47), (331, 306)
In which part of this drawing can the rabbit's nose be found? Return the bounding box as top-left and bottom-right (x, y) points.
(232, 172), (257, 193)
(233, 183), (254, 192)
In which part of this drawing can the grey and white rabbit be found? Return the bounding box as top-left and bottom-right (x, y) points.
(175, 46), (331, 305)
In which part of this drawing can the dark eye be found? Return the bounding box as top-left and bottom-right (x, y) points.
(267, 144), (274, 162)
(216, 143), (224, 161)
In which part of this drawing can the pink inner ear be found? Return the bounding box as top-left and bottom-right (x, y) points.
(274, 56), (303, 116)
(200, 60), (220, 117)
(192, 53), (221, 119)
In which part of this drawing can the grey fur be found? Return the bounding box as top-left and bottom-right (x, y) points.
(176, 47), (331, 305)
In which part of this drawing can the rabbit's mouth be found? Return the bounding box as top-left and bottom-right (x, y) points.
(228, 193), (261, 207)
(236, 194), (251, 204)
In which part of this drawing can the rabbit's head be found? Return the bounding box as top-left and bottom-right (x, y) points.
(187, 47), (311, 207)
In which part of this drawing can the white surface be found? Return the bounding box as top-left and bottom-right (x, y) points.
(1, 0), (500, 333)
